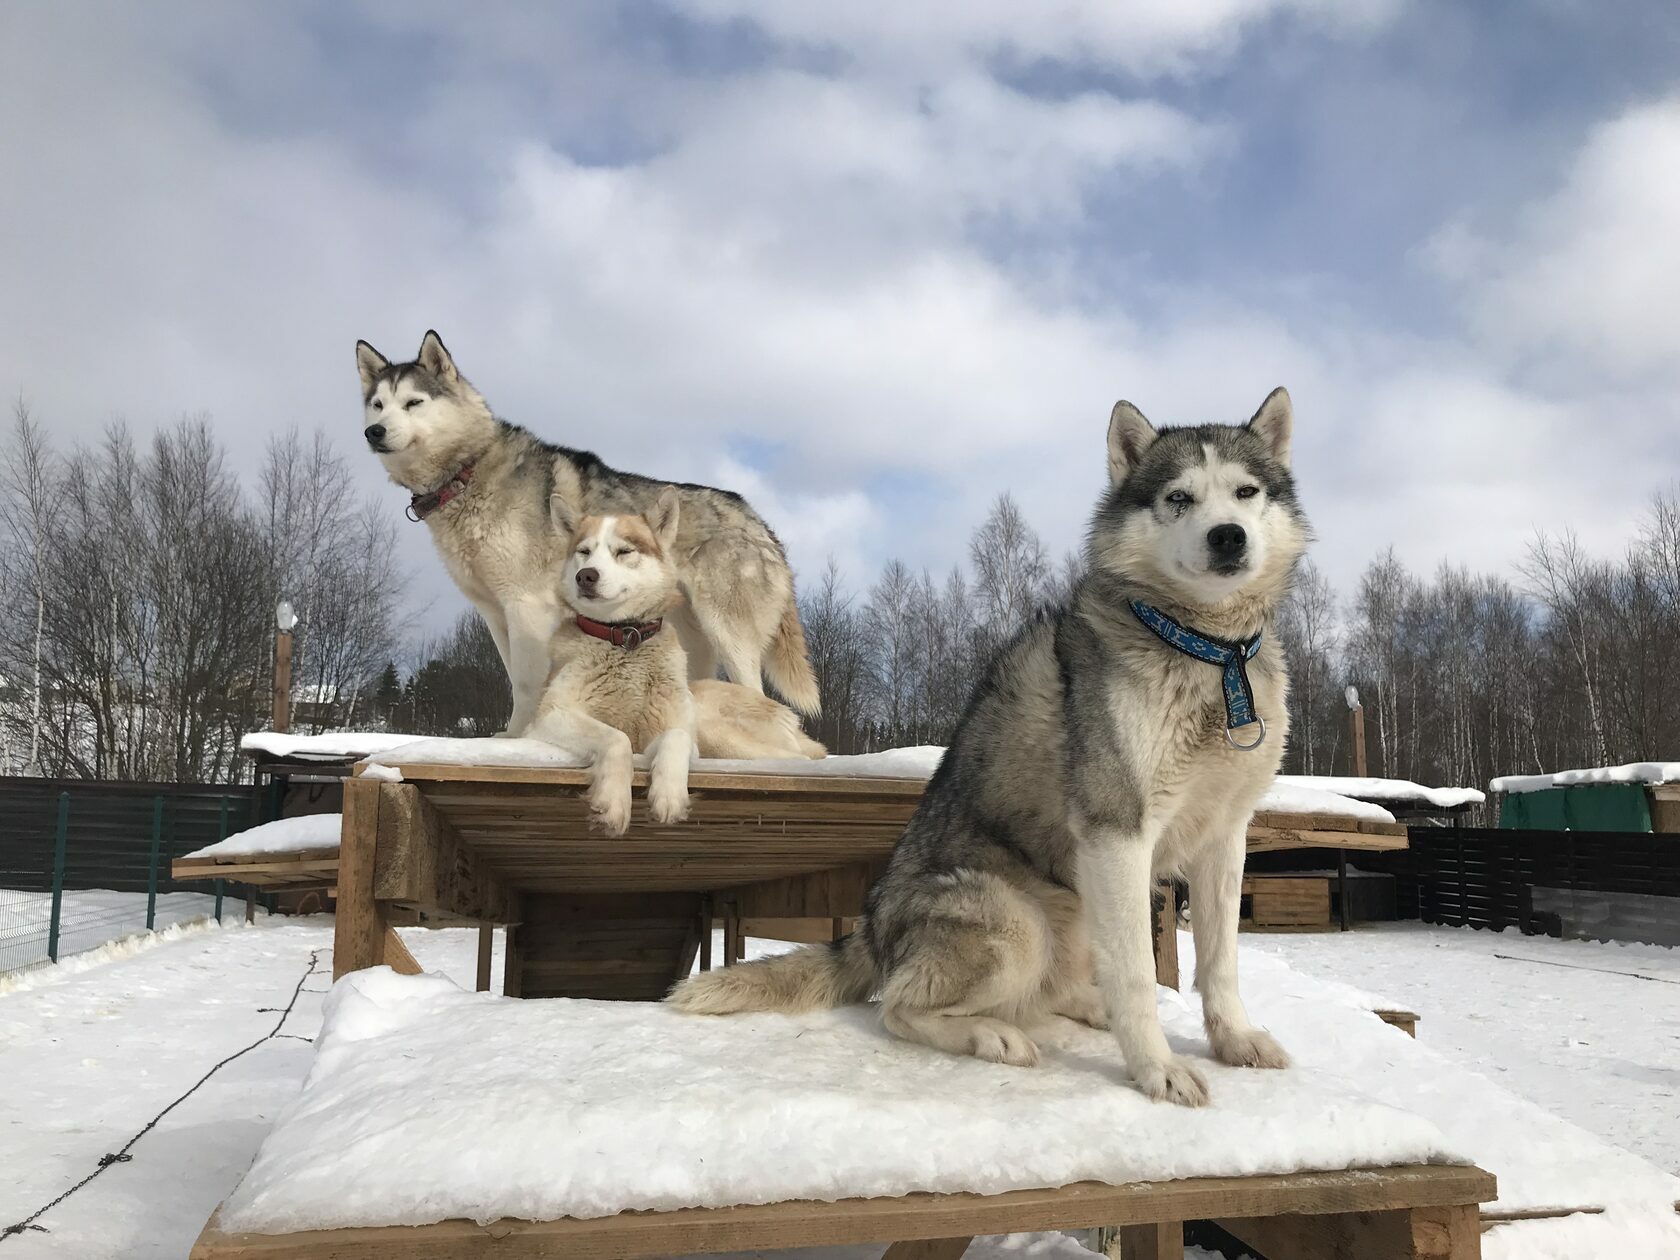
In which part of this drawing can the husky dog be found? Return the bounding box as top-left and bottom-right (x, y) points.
(671, 389), (1308, 1107)
(530, 490), (825, 835)
(355, 331), (820, 735)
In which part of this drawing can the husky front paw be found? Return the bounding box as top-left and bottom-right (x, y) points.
(1133, 1055), (1210, 1107)
(587, 773), (633, 836)
(1210, 1024), (1290, 1070)
(648, 782), (690, 826)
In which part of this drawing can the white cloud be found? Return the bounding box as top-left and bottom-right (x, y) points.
(1427, 96), (1680, 381)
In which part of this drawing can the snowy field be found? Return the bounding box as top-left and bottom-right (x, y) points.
(2, 919), (1676, 1259)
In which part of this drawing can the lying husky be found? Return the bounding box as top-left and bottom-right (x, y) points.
(672, 389), (1308, 1107)
(529, 489), (824, 835)
(355, 331), (820, 735)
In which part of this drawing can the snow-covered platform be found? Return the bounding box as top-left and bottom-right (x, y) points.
(190, 965), (1495, 1260)
(319, 757), (1408, 1001)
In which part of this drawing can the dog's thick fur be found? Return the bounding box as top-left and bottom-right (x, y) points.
(670, 388), (1309, 1107)
(529, 491), (824, 836)
(355, 331), (819, 736)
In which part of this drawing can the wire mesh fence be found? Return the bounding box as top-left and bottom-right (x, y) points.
(0, 778), (261, 977)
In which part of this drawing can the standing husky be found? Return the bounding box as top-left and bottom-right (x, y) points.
(355, 331), (819, 735)
(671, 389), (1308, 1107)
(531, 489), (826, 835)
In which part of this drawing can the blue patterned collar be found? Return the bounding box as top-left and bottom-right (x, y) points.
(1128, 599), (1267, 750)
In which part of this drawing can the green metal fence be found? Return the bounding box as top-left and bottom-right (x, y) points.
(0, 778), (262, 977)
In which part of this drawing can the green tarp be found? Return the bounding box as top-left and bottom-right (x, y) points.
(1498, 784), (1653, 832)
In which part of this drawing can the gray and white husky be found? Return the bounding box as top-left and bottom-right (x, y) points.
(355, 331), (820, 735)
(671, 388), (1309, 1107)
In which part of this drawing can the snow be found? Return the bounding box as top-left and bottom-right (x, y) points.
(239, 731), (423, 761)
(1278, 774), (1485, 810)
(6, 919), (1678, 1258)
(177, 813), (341, 861)
(218, 964), (1464, 1233)
(1491, 760), (1680, 795)
(1256, 782), (1395, 823)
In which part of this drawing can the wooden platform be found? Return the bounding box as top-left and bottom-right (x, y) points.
(190, 1163), (1495, 1260)
(172, 846), (341, 892)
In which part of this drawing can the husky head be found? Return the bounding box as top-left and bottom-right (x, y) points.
(1090, 387), (1309, 621)
(354, 331), (499, 492)
(551, 489), (683, 624)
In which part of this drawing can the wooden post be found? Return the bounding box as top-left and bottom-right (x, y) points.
(1342, 697), (1368, 932)
(698, 895), (713, 972)
(333, 776), (391, 979)
(1152, 883), (1179, 991)
(272, 627), (293, 734)
(1113, 1220), (1183, 1260)
(476, 922), (494, 992)
(882, 1239), (972, 1259)
(722, 899), (741, 967)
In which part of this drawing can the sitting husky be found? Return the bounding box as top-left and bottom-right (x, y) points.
(672, 389), (1307, 1107)
(529, 488), (824, 835)
(355, 331), (820, 736)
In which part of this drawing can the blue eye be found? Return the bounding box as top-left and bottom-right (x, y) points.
(1236, 485), (1259, 499)
(1166, 490), (1192, 506)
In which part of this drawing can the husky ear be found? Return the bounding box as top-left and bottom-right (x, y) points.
(549, 492), (579, 541)
(417, 330), (459, 382)
(355, 341), (389, 395)
(1246, 386), (1292, 466)
(1107, 401), (1157, 485)
(648, 487), (681, 552)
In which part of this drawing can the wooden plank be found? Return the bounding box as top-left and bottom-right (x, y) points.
(882, 1239), (972, 1260)
(1219, 1201), (1481, 1259)
(1153, 884), (1179, 990)
(1114, 1220), (1183, 1260)
(382, 928), (422, 976)
(1374, 1009), (1419, 1037)
(1247, 826), (1409, 854)
(373, 784), (510, 922)
(333, 777), (389, 980)
(172, 859), (340, 884)
(741, 917), (859, 944)
(190, 1165), (1495, 1260)
(375, 761), (929, 796)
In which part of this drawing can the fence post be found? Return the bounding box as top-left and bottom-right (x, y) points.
(214, 797), (229, 923)
(146, 795), (164, 931)
(47, 792), (70, 963)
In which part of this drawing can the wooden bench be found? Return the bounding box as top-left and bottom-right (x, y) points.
(189, 1164), (1496, 1260)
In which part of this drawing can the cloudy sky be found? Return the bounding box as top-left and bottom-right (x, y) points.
(3, 1), (1678, 640)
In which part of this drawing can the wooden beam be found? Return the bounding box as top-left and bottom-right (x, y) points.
(372, 783), (509, 922)
(1114, 1220), (1183, 1260)
(1219, 1202), (1481, 1260)
(1153, 884), (1179, 991)
(882, 1238), (972, 1259)
(383, 928), (422, 976)
(333, 776), (389, 980)
(191, 1165), (1495, 1260)
(1375, 1009), (1419, 1037)
(476, 923), (494, 993)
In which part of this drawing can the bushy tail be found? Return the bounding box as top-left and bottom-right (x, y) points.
(765, 596), (821, 717)
(667, 932), (876, 1014)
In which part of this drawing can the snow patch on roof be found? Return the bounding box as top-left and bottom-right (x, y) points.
(179, 813), (341, 860)
(1278, 775), (1484, 809)
(1490, 762), (1680, 795)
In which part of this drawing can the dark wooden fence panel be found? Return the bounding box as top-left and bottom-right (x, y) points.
(1366, 826), (1680, 938)
(0, 777), (262, 894)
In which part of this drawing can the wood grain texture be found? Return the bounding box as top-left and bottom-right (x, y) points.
(881, 1238), (972, 1259)
(191, 1165), (1495, 1260)
(1220, 1201), (1481, 1259)
(1114, 1219), (1183, 1260)
(332, 777), (387, 980)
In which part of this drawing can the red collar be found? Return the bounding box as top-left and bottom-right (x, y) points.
(406, 464), (475, 522)
(574, 613), (664, 650)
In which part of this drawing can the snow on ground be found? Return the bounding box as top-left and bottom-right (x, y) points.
(1491, 760), (1680, 794)
(0, 889), (230, 978)
(177, 813), (341, 861)
(4, 919), (1677, 1258)
(1242, 921), (1680, 1176)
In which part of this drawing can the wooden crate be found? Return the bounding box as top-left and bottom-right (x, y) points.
(1242, 874), (1332, 928)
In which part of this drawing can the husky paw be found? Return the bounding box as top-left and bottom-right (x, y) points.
(587, 775), (633, 837)
(971, 1022), (1040, 1067)
(1211, 1025), (1290, 1070)
(1134, 1056), (1210, 1107)
(648, 783), (690, 826)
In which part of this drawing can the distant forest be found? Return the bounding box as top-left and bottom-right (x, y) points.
(4, 399), (1675, 791)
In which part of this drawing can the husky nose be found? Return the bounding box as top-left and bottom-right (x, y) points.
(575, 567), (600, 596)
(1207, 524), (1247, 555)
(363, 424), (386, 446)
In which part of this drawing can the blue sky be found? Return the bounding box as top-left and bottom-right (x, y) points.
(3, 1), (1678, 642)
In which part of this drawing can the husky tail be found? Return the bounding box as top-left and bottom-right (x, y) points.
(765, 596), (822, 717)
(668, 933), (876, 1014)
